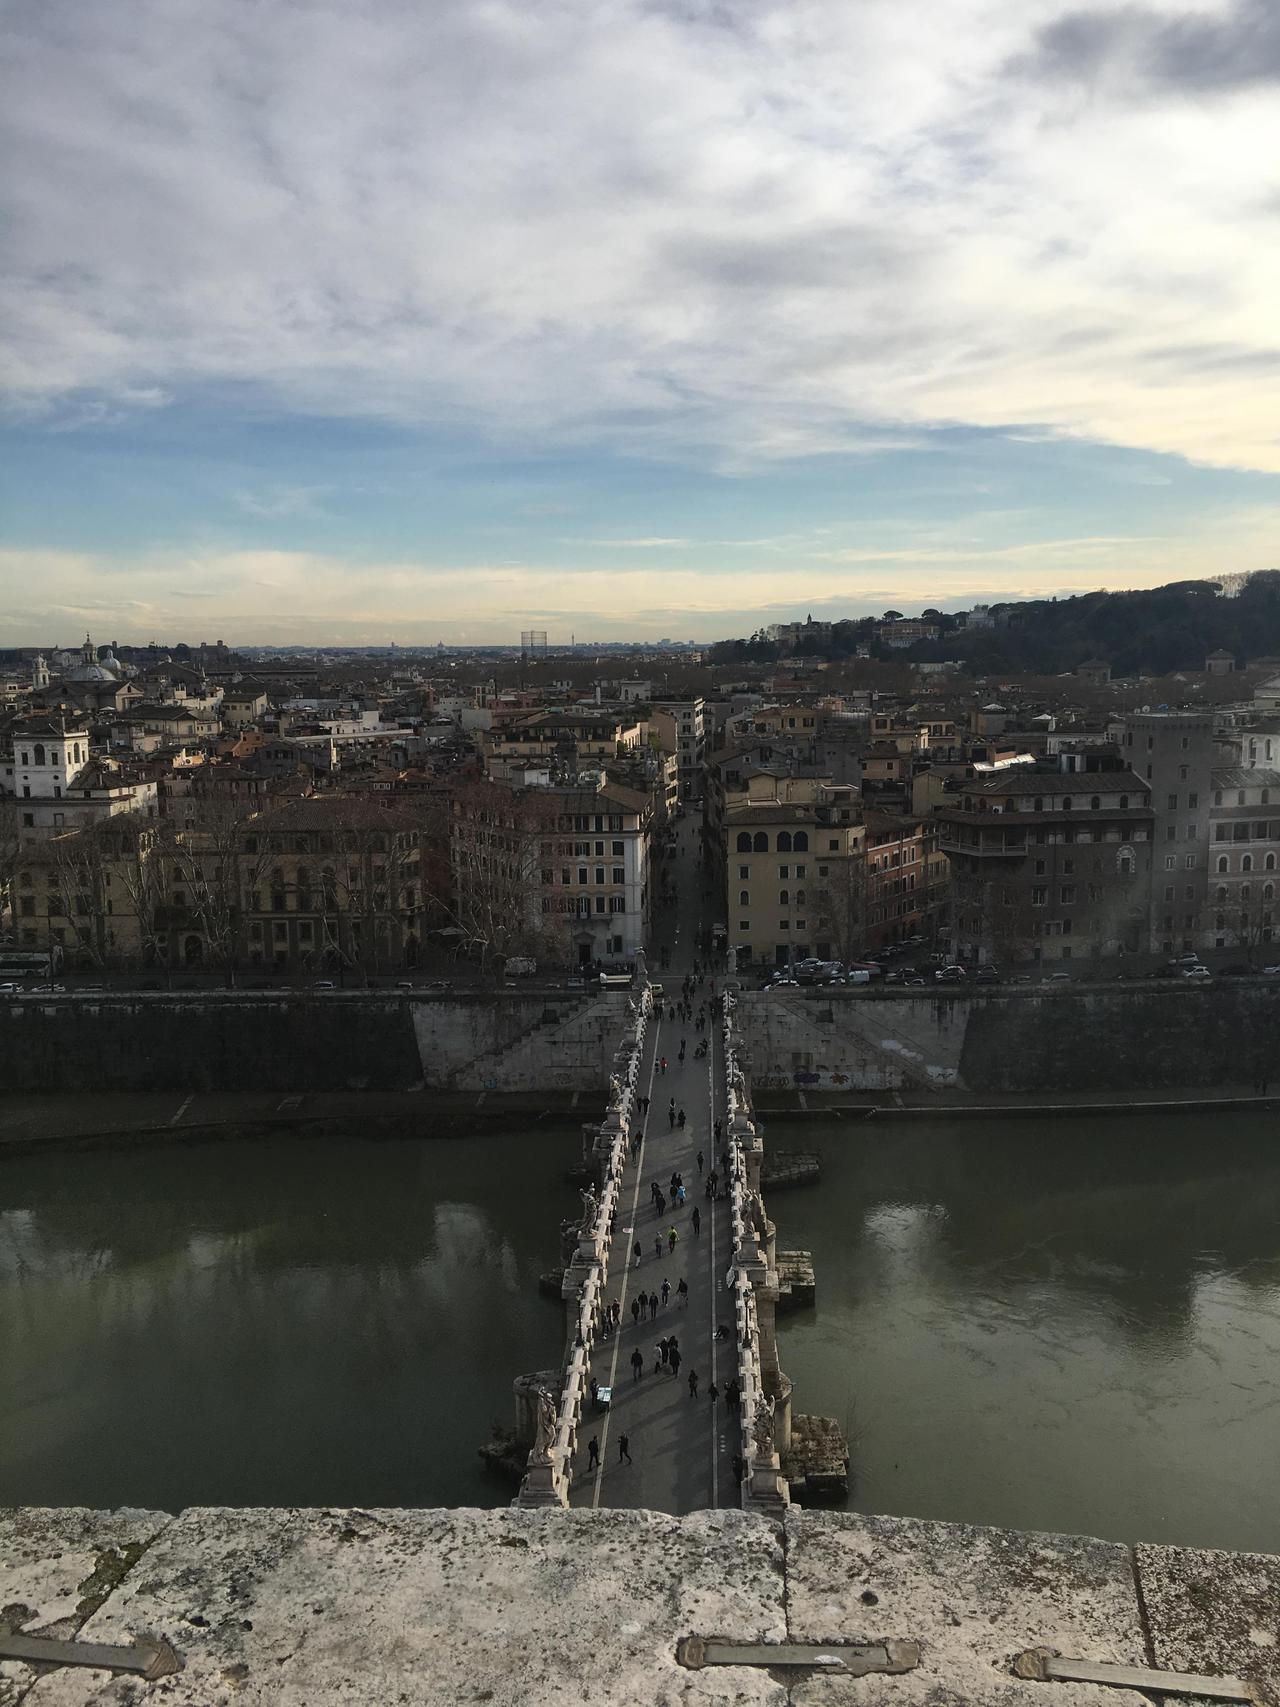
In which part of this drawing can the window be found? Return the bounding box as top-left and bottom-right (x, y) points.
(1090, 796), (1101, 812)
(793, 832), (808, 852)
(1062, 858), (1074, 875)
(578, 867), (588, 885)
(828, 838), (839, 851)
(1179, 766), (1188, 781)
(753, 833), (768, 852)
(1216, 885), (1228, 902)
(1242, 855), (1253, 873)
(1214, 790), (1223, 806)
(795, 863), (806, 878)
(779, 890), (790, 906)
(1185, 824), (1197, 840)
(1165, 855), (1176, 869)
(1031, 886), (1047, 906)
(612, 868), (625, 885)
(739, 864), (749, 879)
(776, 831), (792, 852)
(736, 832), (751, 852)
(1164, 885), (1175, 902)
(1217, 855), (1229, 873)
(1060, 885), (1076, 904)
(595, 866), (605, 884)
(1188, 792), (1198, 809)
(1267, 854), (1277, 872)
(612, 840), (624, 856)
(1119, 795), (1128, 809)
(739, 890), (749, 906)
(779, 864), (790, 880)
(1185, 854), (1196, 870)
(739, 921), (749, 932)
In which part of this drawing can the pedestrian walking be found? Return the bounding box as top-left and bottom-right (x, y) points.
(649, 1290), (659, 1319)
(708, 1380), (719, 1404)
(590, 1376), (599, 1404)
(692, 1205), (701, 1235)
(619, 1433), (632, 1464)
(678, 1040), (686, 1063)
(657, 1335), (669, 1365)
(633, 1239), (642, 1268)
(732, 1453), (745, 1483)
(697, 1150), (704, 1174)
(676, 1277), (688, 1305)
(688, 1368), (699, 1398)
(668, 1102), (676, 1130)
(669, 1346), (682, 1377)
(661, 1278), (670, 1305)
(587, 1435), (600, 1469)
(654, 1234), (663, 1260)
(660, 1055), (668, 1074)
(675, 1185), (685, 1207)
(677, 1108), (687, 1130)
(668, 1226), (679, 1254)
(631, 1296), (641, 1325)
(631, 1348), (643, 1380)
(713, 1119), (722, 1144)
(655, 1189), (666, 1216)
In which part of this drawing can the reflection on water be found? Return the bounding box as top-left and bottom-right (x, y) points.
(0, 1134), (571, 1511)
(771, 1112), (1280, 1551)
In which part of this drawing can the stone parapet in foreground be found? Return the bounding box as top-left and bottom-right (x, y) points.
(1, 1506), (1276, 1706)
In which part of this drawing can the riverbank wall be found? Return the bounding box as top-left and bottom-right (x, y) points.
(2, 980), (1278, 1097)
(1, 1504), (1275, 1707)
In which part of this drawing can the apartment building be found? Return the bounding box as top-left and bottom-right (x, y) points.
(938, 763), (1154, 965)
(1117, 711), (1213, 954)
(650, 698), (705, 800)
(725, 774), (864, 968)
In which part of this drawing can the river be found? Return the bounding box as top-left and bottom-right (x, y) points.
(2, 1115), (1277, 1549)
(769, 1110), (1280, 1552)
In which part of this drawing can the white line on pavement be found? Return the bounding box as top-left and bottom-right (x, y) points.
(169, 1093), (193, 1126)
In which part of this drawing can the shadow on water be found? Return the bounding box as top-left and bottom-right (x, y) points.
(0, 1133), (574, 1511)
(769, 1111), (1280, 1552)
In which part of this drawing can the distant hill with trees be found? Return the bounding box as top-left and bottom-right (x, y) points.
(711, 572), (1280, 676)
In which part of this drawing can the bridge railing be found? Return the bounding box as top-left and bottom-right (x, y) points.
(721, 994), (790, 1512)
(517, 983), (652, 1507)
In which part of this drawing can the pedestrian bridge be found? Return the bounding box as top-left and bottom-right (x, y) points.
(510, 951), (793, 1515)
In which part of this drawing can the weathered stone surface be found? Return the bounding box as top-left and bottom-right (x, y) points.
(785, 1511), (1149, 1707)
(1137, 1542), (1280, 1700)
(0, 1508), (173, 1706)
(20, 1507), (786, 1707)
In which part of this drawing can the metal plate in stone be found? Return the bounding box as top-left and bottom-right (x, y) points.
(676, 1636), (920, 1673)
(0, 1631), (184, 1680)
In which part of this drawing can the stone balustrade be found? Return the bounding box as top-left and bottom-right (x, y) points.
(720, 994), (790, 1513)
(517, 975), (653, 1508)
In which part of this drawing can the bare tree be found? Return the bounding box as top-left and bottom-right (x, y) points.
(0, 797), (20, 939)
(446, 781), (564, 970)
(812, 854), (869, 963)
(163, 796), (272, 980)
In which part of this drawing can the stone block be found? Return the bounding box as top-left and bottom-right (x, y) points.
(1136, 1542), (1280, 1702)
(784, 1511), (1149, 1707)
(20, 1507), (787, 1707)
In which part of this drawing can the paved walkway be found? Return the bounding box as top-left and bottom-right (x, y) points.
(570, 809), (736, 1513)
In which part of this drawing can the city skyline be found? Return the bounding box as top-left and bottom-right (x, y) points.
(3, 0), (1279, 643)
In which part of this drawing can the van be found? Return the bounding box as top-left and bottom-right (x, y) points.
(845, 969), (871, 985)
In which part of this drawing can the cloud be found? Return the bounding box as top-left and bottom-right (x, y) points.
(1018, 1), (1280, 94)
(2, 0), (1280, 485)
(564, 536), (694, 549)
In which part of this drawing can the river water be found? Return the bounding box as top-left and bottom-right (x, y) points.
(2, 1116), (1277, 1549)
(769, 1110), (1280, 1552)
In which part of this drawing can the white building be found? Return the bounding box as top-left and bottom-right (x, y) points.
(651, 697), (706, 800)
(1, 716), (158, 843)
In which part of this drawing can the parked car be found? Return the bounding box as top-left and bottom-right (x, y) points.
(1262, 965), (1280, 977)
(903, 974), (927, 986)
(1167, 953), (1203, 969)
(767, 976), (799, 989)
(935, 965), (966, 983)
(1181, 965), (1212, 982)
(313, 979), (337, 991)
(974, 967), (1001, 984)
(1044, 971), (1074, 983)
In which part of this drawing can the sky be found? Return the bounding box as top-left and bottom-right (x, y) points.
(2, 0), (1279, 646)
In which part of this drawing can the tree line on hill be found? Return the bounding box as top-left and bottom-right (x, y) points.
(711, 572), (1280, 676)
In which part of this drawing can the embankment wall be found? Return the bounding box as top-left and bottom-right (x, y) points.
(3, 981), (1277, 1097)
